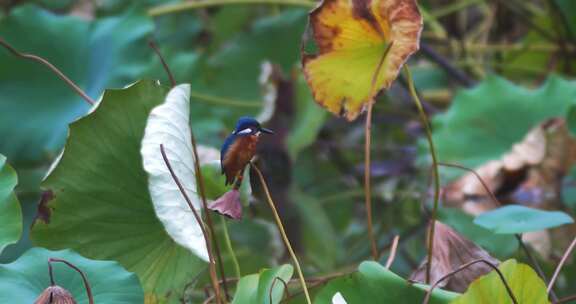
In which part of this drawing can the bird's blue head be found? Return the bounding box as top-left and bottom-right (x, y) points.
(233, 117), (274, 136)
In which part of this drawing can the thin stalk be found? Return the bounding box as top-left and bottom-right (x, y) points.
(384, 235), (400, 269)
(189, 135), (231, 301)
(422, 259), (518, 304)
(190, 91), (261, 108)
(148, 0), (314, 16)
(160, 145), (223, 304)
(318, 189), (365, 205)
(424, 39), (576, 53)
(515, 234), (557, 301)
(547, 236), (576, 294)
(420, 43), (475, 87)
(404, 65), (440, 284)
(148, 39), (259, 108)
(0, 38), (95, 106)
(148, 40), (177, 87)
(365, 102), (378, 260)
(555, 294), (576, 304)
(430, 0), (483, 18)
(270, 277), (291, 303)
(494, 0), (554, 42)
(418, 6), (448, 39)
(363, 42), (393, 261)
(221, 216), (241, 278)
(48, 258), (94, 304)
(250, 163), (312, 304)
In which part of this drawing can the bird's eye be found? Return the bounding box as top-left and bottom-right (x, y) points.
(237, 128), (252, 135)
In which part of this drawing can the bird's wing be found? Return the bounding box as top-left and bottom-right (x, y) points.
(220, 134), (235, 174)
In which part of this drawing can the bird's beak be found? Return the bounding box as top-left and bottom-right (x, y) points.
(260, 127), (274, 134)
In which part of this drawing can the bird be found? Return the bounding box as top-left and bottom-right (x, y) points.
(221, 117), (273, 187)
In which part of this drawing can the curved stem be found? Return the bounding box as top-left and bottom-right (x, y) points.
(221, 216), (241, 278)
(547, 236), (576, 294)
(190, 131), (230, 302)
(437, 162), (499, 206)
(430, 0), (482, 18)
(48, 261), (55, 286)
(384, 235), (400, 269)
(148, 39), (177, 87)
(555, 294), (576, 304)
(364, 102), (378, 260)
(362, 42), (392, 261)
(160, 145), (223, 304)
(422, 259), (518, 304)
(250, 163), (312, 304)
(48, 258), (94, 304)
(516, 234), (556, 299)
(0, 38), (95, 106)
(404, 65), (440, 284)
(148, 0), (315, 16)
(270, 276), (290, 304)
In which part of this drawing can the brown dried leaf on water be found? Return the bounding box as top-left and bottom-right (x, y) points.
(443, 118), (576, 258)
(410, 222), (500, 292)
(35, 285), (76, 304)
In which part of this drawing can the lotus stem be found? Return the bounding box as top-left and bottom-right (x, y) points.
(48, 258), (94, 304)
(404, 65), (440, 284)
(221, 216), (242, 278)
(422, 259), (518, 304)
(0, 38), (95, 106)
(160, 144), (223, 304)
(250, 163), (312, 304)
(148, 0), (315, 16)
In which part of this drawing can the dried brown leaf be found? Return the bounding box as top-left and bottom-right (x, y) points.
(410, 221), (500, 292)
(443, 118), (576, 259)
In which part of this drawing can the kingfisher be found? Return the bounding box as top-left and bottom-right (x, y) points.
(221, 117), (273, 188)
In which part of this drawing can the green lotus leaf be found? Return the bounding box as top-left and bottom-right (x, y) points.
(315, 261), (459, 304)
(0, 155), (22, 255)
(438, 208), (517, 258)
(430, 75), (576, 180)
(452, 259), (549, 304)
(474, 205), (574, 234)
(31, 81), (205, 302)
(141, 84), (209, 261)
(232, 264), (294, 304)
(0, 4), (154, 165)
(0, 247), (143, 303)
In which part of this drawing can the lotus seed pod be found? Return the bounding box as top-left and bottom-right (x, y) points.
(34, 285), (76, 304)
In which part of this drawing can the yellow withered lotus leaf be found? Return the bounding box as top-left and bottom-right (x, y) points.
(302, 0), (422, 120)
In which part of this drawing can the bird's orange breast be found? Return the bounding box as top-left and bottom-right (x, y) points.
(222, 135), (259, 184)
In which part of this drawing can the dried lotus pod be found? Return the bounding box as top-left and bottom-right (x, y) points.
(34, 285), (76, 304)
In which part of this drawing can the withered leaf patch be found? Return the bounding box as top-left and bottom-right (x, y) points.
(302, 0), (422, 120)
(443, 118), (576, 259)
(410, 221), (500, 293)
